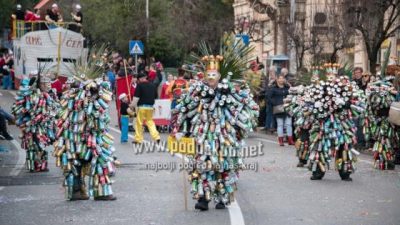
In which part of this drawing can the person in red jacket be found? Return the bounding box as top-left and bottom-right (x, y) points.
(148, 64), (157, 83)
(167, 68), (188, 109)
(130, 75), (138, 98)
(160, 73), (174, 99)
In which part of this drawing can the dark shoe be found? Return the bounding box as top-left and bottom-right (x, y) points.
(215, 202), (226, 209)
(94, 195), (117, 201)
(287, 136), (295, 145)
(387, 161), (395, 170)
(155, 139), (161, 144)
(132, 141), (141, 145)
(310, 175), (323, 180)
(297, 162), (304, 167)
(341, 177), (353, 181)
(278, 137), (284, 146)
(194, 198), (209, 211)
(70, 192), (89, 201)
(2, 133), (13, 140)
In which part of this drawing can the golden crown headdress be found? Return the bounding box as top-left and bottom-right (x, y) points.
(323, 63), (341, 75)
(201, 55), (224, 72)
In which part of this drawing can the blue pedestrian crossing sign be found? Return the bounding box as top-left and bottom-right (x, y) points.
(129, 40), (144, 55)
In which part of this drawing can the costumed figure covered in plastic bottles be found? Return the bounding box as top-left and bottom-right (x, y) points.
(171, 55), (259, 210)
(284, 67), (322, 168)
(287, 63), (365, 181)
(53, 47), (118, 201)
(362, 76), (399, 170)
(11, 71), (58, 172)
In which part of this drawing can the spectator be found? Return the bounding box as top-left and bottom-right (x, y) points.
(168, 68), (188, 109)
(24, 9), (35, 22)
(154, 62), (164, 87)
(45, 4), (63, 25)
(11, 4), (25, 20)
(130, 75), (138, 98)
(360, 72), (371, 91)
(137, 57), (146, 73)
(161, 73), (174, 99)
(265, 66), (277, 133)
(11, 4), (25, 37)
(71, 4), (83, 25)
(267, 74), (293, 146)
(148, 64), (157, 83)
(352, 67), (363, 88)
(70, 4), (82, 32)
(1, 65), (12, 89)
(33, 9), (41, 20)
(107, 66), (116, 92)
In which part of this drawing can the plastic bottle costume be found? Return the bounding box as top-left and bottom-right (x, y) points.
(171, 55), (259, 210)
(362, 77), (398, 170)
(285, 69), (322, 168)
(53, 78), (117, 200)
(285, 84), (311, 167)
(12, 77), (57, 172)
(286, 65), (365, 181)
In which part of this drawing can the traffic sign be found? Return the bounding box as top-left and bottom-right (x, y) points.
(235, 34), (250, 46)
(129, 40), (144, 55)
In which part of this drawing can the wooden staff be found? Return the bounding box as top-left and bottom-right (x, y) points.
(182, 154), (188, 211)
(123, 59), (132, 101)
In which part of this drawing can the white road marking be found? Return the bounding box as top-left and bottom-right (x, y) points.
(255, 137), (279, 145)
(9, 139), (25, 176)
(228, 200), (245, 225)
(0, 186), (4, 191)
(108, 126), (246, 225)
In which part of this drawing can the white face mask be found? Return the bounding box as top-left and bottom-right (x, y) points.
(206, 70), (220, 81)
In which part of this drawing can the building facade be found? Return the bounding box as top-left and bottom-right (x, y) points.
(233, 0), (400, 74)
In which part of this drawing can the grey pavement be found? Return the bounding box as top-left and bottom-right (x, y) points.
(0, 89), (399, 225)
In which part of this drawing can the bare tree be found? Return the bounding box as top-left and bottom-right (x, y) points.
(286, 21), (311, 69)
(324, 3), (355, 63)
(344, 0), (400, 74)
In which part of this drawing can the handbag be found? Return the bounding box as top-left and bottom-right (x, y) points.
(388, 102), (400, 126)
(273, 104), (285, 114)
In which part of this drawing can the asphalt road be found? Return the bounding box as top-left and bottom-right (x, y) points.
(0, 89), (399, 225)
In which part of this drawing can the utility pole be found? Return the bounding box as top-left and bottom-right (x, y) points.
(146, 0), (149, 45)
(146, 0), (149, 65)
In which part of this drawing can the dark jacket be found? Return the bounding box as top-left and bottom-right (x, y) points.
(267, 82), (290, 117)
(267, 82), (290, 106)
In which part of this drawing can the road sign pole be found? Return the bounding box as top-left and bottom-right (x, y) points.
(135, 54), (138, 74)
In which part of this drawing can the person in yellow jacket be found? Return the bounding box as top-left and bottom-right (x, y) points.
(131, 72), (160, 144)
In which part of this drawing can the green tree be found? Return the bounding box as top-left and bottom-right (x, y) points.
(0, 0), (40, 31)
(80, 0), (233, 66)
